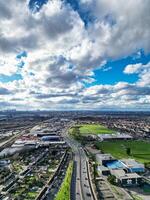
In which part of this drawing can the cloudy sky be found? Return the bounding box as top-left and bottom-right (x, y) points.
(0, 0), (150, 110)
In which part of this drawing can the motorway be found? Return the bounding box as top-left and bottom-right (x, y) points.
(62, 126), (96, 200)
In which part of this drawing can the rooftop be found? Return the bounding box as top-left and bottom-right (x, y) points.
(121, 159), (144, 168)
(111, 169), (141, 179)
(97, 165), (109, 171)
(106, 160), (125, 169)
(96, 153), (114, 160)
(98, 133), (133, 140)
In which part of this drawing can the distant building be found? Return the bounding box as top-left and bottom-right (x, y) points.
(39, 141), (66, 147)
(41, 135), (60, 141)
(111, 169), (143, 186)
(37, 133), (57, 137)
(12, 138), (37, 148)
(98, 133), (132, 141)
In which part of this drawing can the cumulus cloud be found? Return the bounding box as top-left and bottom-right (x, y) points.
(124, 63), (143, 74)
(0, 0), (150, 110)
(124, 62), (150, 87)
(0, 56), (19, 76)
(124, 62), (150, 74)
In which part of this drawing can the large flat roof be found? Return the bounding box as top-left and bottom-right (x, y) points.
(121, 159), (144, 168)
(106, 160), (125, 169)
(97, 166), (109, 171)
(96, 153), (114, 160)
(111, 169), (141, 179)
(98, 133), (132, 140)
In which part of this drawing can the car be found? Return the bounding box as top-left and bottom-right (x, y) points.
(86, 193), (91, 197)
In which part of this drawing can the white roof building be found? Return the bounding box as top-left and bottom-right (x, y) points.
(98, 133), (132, 141)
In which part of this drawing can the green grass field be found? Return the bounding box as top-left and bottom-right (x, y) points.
(55, 162), (73, 200)
(95, 140), (150, 163)
(70, 124), (114, 135)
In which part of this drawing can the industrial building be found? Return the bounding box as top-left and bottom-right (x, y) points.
(106, 160), (125, 170)
(121, 159), (145, 173)
(96, 154), (145, 173)
(11, 139), (38, 148)
(96, 154), (116, 165)
(96, 153), (145, 187)
(36, 133), (58, 137)
(98, 133), (132, 141)
(41, 135), (60, 141)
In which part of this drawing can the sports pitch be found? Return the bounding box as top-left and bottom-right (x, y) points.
(78, 124), (114, 135)
(95, 140), (150, 163)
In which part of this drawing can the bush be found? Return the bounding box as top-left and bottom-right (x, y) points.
(107, 175), (116, 185)
(144, 162), (150, 169)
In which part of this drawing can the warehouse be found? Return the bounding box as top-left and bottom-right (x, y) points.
(41, 135), (60, 141)
(98, 133), (132, 141)
(37, 133), (58, 137)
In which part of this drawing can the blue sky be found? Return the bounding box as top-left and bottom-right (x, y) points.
(92, 52), (150, 85)
(0, 74), (22, 83)
(0, 0), (150, 110)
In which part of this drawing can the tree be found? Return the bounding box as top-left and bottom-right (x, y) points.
(144, 162), (150, 169)
(126, 147), (131, 156)
(107, 175), (116, 185)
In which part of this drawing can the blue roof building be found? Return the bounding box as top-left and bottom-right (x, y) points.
(121, 159), (145, 173)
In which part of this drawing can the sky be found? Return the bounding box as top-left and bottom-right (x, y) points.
(0, 0), (150, 111)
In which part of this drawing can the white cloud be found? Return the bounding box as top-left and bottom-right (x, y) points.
(124, 63), (143, 74)
(124, 62), (150, 87)
(0, 56), (18, 76)
(0, 0), (150, 110)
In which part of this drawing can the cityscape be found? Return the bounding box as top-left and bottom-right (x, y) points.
(0, 0), (150, 200)
(0, 111), (150, 200)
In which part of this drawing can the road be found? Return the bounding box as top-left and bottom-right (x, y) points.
(62, 126), (96, 200)
(0, 130), (26, 152)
